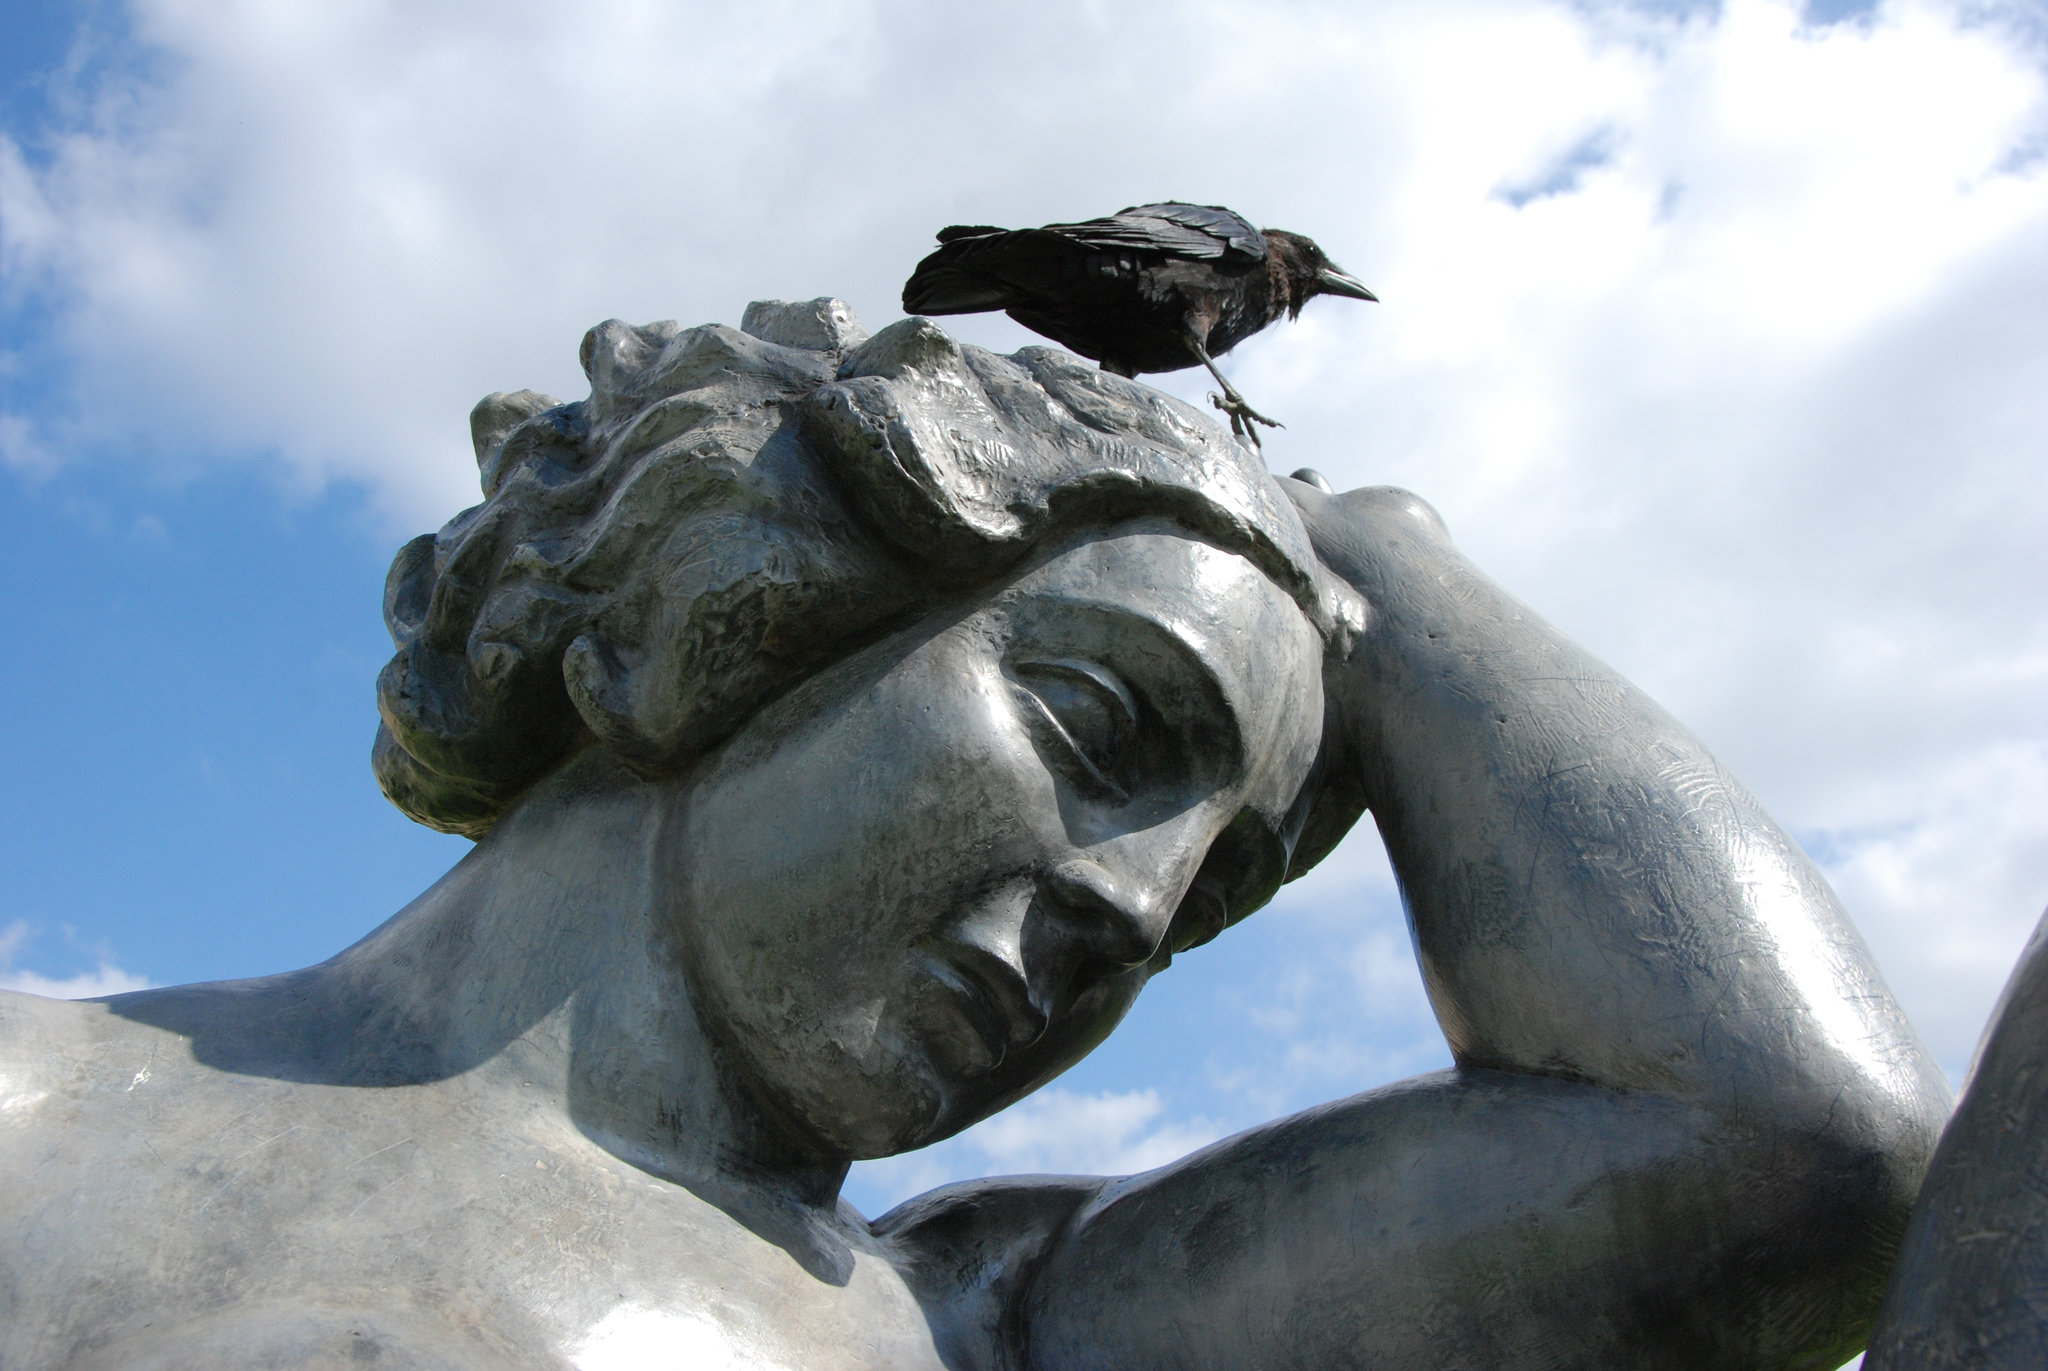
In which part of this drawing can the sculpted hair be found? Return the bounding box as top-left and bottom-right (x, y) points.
(375, 300), (1339, 839)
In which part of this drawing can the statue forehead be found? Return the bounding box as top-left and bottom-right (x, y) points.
(994, 525), (1312, 671)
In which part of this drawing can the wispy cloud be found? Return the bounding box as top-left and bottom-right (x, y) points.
(848, 1087), (1228, 1216)
(0, 919), (152, 999)
(0, 411), (54, 474)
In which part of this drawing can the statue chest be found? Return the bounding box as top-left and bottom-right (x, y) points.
(2, 1049), (951, 1370)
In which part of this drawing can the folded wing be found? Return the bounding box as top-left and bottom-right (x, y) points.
(902, 203), (1268, 317)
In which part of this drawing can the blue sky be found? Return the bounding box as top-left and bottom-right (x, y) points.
(3, 0), (2046, 1263)
(0, 8), (465, 991)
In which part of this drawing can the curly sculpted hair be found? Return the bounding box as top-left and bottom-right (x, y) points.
(373, 300), (1339, 840)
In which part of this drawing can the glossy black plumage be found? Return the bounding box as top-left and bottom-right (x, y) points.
(902, 203), (1375, 445)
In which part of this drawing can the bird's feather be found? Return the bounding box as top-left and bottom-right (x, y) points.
(1040, 203), (1267, 263)
(1119, 203), (1268, 258)
(901, 262), (1022, 315)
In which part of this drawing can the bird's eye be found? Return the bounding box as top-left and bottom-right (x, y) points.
(1011, 658), (1138, 802)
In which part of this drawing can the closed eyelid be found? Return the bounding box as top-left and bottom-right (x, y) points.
(1003, 600), (1247, 781)
(1013, 658), (1137, 730)
(1008, 659), (1134, 801)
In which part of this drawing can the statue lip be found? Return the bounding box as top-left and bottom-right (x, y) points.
(918, 943), (1048, 1070)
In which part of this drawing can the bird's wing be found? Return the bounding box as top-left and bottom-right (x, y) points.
(1041, 203), (1267, 262)
(901, 204), (1270, 316)
(1121, 203), (1269, 259)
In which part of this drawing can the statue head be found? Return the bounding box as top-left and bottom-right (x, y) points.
(373, 300), (1361, 1153)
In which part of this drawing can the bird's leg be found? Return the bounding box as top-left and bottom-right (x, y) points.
(1189, 338), (1282, 448)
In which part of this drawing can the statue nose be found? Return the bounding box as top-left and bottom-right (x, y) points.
(1041, 859), (1174, 975)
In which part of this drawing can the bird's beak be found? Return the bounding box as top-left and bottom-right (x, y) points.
(1315, 265), (1378, 302)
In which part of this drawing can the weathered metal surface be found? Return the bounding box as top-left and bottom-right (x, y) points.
(1865, 905), (2048, 1369)
(0, 301), (1946, 1369)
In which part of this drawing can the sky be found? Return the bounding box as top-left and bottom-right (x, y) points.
(2, 3), (2045, 1302)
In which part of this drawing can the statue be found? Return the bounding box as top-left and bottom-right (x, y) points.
(0, 299), (1950, 1369)
(1864, 903), (2048, 1368)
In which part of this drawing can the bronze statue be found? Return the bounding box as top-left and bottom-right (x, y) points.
(0, 298), (1946, 1368)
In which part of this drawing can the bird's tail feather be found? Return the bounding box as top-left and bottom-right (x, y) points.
(902, 263), (1022, 315)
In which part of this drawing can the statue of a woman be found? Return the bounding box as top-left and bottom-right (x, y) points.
(0, 299), (1950, 1369)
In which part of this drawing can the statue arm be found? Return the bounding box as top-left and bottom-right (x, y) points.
(1295, 483), (1947, 1118)
(1007, 484), (1950, 1369)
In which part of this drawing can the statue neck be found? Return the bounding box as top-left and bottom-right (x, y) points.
(313, 750), (851, 1214)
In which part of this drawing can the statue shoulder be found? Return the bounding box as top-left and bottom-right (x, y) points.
(66, 1300), (563, 1370)
(872, 1173), (1105, 1371)
(0, 988), (142, 1102)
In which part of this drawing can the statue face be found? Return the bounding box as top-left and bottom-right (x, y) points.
(666, 523), (1323, 1158)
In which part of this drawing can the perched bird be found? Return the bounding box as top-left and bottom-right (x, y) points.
(901, 202), (1375, 447)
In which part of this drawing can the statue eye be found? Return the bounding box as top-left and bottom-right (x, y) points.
(1011, 658), (1138, 802)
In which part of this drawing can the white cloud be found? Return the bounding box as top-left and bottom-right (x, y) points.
(1816, 742), (2048, 1075)
(0, 920), (153, 999)
(0, 965), (154, 1000)
(848, 1087), (1228, 1216)
(0, 410), (55, 473)
(4, 0), (2047, 1190)
(1199, 833), (1451, 1119)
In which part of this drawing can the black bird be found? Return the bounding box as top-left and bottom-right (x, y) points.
(901, 202), (1376, 447)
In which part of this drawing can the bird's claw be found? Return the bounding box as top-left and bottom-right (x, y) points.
(1207, 392), (1284, 448)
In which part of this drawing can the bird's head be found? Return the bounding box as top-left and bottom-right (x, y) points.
(1266, 230), (1378, 319)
